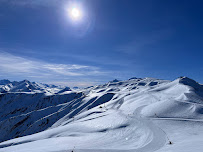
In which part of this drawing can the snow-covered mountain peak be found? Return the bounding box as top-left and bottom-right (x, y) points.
(0, 79), (11, 85)
(128, 77), (138, 80)
(178, 76), (201, 88)
(0, 80), (70, 94)
(21, 79), (30, 83)
(10, 80), (42, 92)
(109, 79), (120, 83)
(0, 77), (202, 152)
(57, 87), (72, 94)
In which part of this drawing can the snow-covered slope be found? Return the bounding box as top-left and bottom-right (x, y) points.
(0, 77), (203, 152)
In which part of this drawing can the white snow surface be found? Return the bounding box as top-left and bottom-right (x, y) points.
(0, 77), (203, 152)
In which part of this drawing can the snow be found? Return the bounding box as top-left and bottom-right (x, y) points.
(0, 80), (66, 94)
(0, 77), (203, 152)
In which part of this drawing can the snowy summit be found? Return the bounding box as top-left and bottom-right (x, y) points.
(0, 76), (202, 152)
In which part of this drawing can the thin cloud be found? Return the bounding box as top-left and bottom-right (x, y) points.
(0, 0), (66, 7)
(0, 51), (105, 79)
(49, 81), (100, 88)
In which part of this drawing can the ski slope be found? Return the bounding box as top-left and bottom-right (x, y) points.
(0, 77), (203, 152)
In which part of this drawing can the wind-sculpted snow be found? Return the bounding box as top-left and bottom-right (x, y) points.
(0, 92), (83, 142)
(0, 77), (203, 152)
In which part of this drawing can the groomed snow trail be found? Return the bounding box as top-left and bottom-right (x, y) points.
(0, 105), (167, 152)
(0, 77), (203, 152)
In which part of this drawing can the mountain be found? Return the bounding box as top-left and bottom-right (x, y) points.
(0, 80), (68, 94)
(0, 79), (11, 85)
(0, 77), (202, 152)
(57, 87), (72, 94)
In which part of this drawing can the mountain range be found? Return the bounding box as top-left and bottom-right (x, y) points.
(0, 79), (70, 94)
(0, 76), (202, 152)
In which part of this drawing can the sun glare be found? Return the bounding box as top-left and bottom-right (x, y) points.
(71, 8), (81, 18)
(69, 7), (82, 21)
(65, 1), (85, 23)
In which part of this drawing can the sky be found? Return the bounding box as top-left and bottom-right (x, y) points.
(0, 0), (203, 87)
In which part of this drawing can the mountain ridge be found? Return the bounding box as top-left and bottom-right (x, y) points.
(0, 76), (202, 152)
(0, 79), (67, 94)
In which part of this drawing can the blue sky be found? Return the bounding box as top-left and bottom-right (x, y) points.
(0, 0), (202, 87)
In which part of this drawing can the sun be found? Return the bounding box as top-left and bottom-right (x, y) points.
(69, 7), (82, 21)
(71, 8), (81, 18)
(65, 1), (85, 23)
